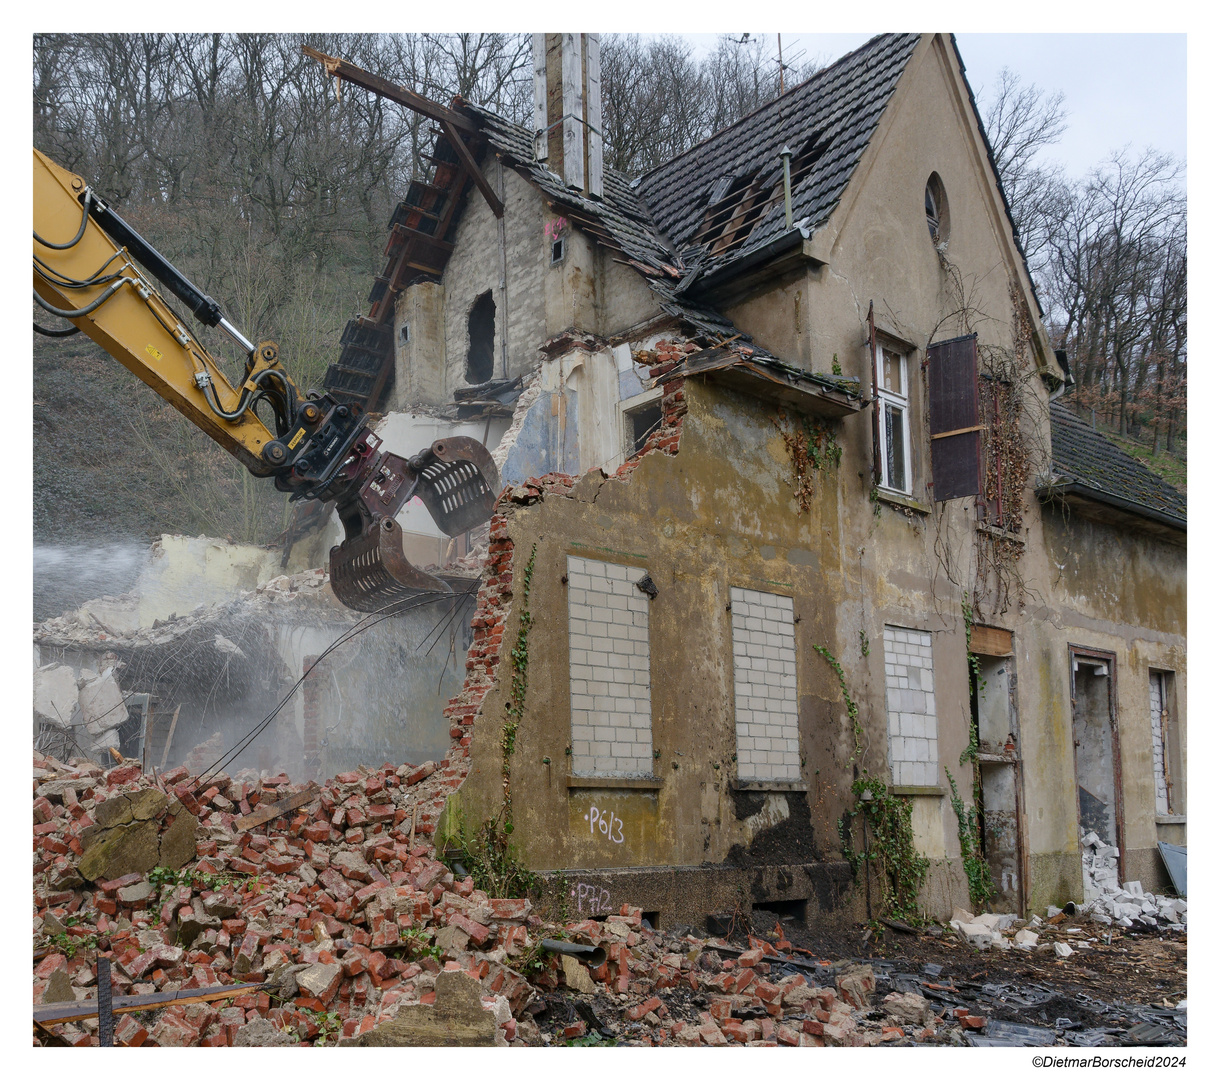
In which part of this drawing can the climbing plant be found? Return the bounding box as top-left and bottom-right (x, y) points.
(812, 644), (862, 761)
(838, 774), (929, 923)
(773, 409), (842, 513)
(946, 769), (994, 910)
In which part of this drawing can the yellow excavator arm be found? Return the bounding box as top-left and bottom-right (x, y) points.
(33, 147), (499, 611)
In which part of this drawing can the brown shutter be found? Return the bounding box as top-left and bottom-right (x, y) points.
(927, 334), (981, 501)
(868, 302), (881, 484)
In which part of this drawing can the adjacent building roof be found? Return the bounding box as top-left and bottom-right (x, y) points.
(1044, 402), (1186, 530)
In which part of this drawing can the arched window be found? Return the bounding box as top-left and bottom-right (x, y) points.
(925, 173), (949, 244)
(465, 291), (495, 384)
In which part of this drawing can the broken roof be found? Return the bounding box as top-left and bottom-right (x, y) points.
(1043, 402), (1186, 531)
(635, 34), (921, 283)
(469, 105), (761, 351)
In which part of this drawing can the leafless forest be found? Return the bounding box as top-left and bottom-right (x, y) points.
(32, 33), (1185, 549)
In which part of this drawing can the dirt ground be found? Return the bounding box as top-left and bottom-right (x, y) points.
(527, 907), (1186, 1047)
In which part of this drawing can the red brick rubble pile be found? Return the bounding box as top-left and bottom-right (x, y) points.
(34, 752), (934, 1048)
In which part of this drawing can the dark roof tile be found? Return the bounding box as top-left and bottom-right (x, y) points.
(635, 34), (921, 277)
(1047, 402), (1186, 526)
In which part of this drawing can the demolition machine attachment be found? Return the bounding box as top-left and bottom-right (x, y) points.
(33, 147), (499, 613)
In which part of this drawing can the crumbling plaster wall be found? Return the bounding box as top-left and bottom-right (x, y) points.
(393, 157), (660, 414)
(450, 376), (879, 924)
(707, 32), (1091, 915)
(1021, 506), (1187, 898)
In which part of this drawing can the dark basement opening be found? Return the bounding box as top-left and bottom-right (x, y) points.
(752, 898), (807, 924)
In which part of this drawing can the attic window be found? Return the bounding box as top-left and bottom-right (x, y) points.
(465, 291), (495, 384)
(926, 173), (949, 244)
(551, 237), (566, 264)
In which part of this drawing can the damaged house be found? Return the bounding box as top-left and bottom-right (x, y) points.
(40, 31), (1183, 931)
(309, 32), (1187, 924)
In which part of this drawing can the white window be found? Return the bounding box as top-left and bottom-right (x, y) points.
(883, 626), (938, 786)
(876, 344), (911, 494)
(567, 556), (653, 777)
(730, 588), (800, 781)
(618, 386), (663, 460)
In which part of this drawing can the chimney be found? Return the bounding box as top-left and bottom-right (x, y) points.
(532, 34), (603, 199)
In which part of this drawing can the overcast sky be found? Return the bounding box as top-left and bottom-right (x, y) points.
(683, 33), (1186, 181)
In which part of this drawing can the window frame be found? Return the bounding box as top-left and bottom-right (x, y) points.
(874, 340), (913, 495)
(616, 386), (664, 464)
(1149, 669), (1184, 818)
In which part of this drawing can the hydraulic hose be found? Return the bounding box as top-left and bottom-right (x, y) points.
(33, 277), (128, 320)
(33, 321), (81, 338)
(201, 378), (254, 422)
(33, 190), (92, 250)
(33, 247), (126, 288)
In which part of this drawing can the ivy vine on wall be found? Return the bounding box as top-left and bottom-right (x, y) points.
(839, 775), (929, 923)
(773, 409), (843, 514)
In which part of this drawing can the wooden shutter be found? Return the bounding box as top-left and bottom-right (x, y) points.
(927, 334), (981, 501)
(868, 302), (881, 484)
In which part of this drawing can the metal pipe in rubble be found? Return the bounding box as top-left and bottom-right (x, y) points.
(540, 939), (608, 967)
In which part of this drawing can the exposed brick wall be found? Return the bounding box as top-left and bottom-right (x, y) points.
(182, 731), (224, 775)
(432, 339), (694, 826)
(612, 338), (691, 478)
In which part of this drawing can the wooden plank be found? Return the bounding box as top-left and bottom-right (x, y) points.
(391, 224), (454, 251)
(232, 781), (320, 833)
(971, 624), (1013, 657)
(931, 424), (984, 440)
(442, 122), (503, 219)
(34, 982), (264, 1027)
(302, 46), (478, 134)
(159, 704), (180, 771)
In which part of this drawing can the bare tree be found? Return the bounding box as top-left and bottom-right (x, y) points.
(983, 67), (1070, 274)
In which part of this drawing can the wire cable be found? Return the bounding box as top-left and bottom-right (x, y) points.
(190, 589), (459, 787)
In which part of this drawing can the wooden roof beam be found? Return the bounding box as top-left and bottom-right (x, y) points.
(443, 122), (504, 219)
(303, 45), (479, 135)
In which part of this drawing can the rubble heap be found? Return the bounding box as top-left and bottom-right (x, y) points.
(34, 567), (349, 654)
(1080, 830), (1187, 930)
(33, 753), (936, 1048)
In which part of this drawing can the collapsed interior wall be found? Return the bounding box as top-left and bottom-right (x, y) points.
(34, 566), (472, 781)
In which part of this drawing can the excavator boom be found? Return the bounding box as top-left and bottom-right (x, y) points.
(32, 147), (498, 611)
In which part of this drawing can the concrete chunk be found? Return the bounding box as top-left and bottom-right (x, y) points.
(34, 663), (78, 728)
(79, 669), (127, 734)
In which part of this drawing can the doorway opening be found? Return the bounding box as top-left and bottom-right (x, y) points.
(1071, 649), (1123, 882)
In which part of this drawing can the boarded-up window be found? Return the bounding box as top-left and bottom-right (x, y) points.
(927, 334), (981, 500)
